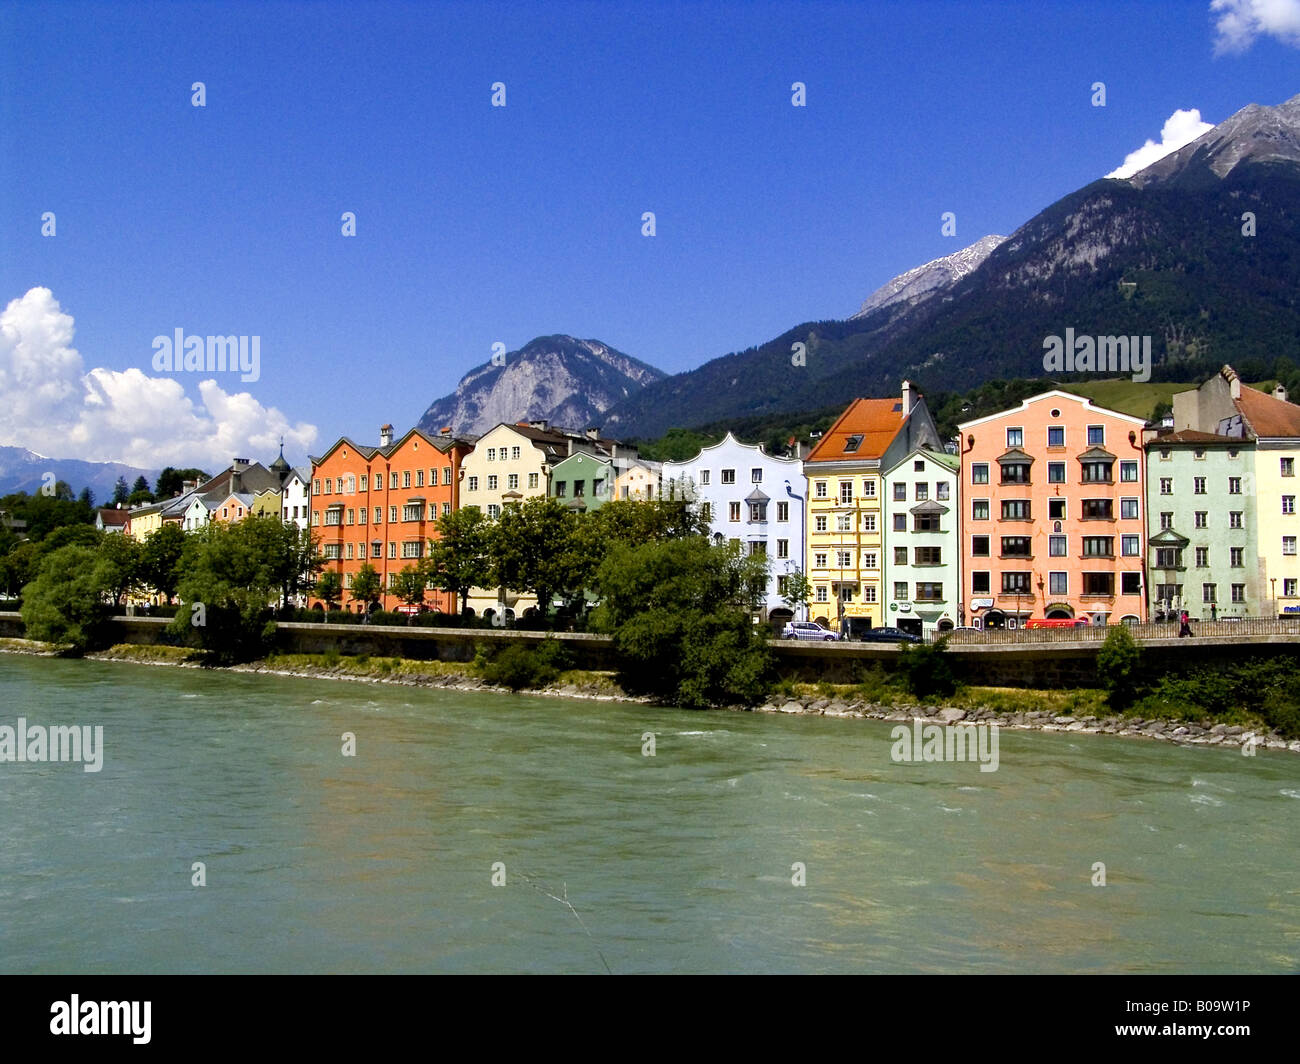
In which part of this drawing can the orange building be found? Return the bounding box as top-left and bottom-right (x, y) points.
(957, 391), (1148, 628)
(309, 424), (472, 613)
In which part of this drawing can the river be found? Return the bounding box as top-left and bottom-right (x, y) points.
(1, 655), (1296, 973)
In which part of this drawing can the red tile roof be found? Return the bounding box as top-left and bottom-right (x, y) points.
(805, 398), (906, 463)
(1236, 385), (1300, 438)
(1149, 430), (1242, 446)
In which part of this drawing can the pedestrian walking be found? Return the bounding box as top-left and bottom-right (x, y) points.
(1178, 610), (1193, 637)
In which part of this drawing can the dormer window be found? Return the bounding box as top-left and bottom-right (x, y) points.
(843, 434), (864, 454)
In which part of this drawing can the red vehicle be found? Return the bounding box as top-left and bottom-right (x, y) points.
(1024, 618), (1091, 629)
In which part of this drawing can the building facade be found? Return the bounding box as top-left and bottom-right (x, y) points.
(958, 391), (1148, 628)
(881, 448), (961, 636)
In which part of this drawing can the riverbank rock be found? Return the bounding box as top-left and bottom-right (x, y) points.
(939, 708), (967, 723)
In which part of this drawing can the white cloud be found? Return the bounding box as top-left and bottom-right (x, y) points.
(1105, 108), (1215, 179)
(0, 287), (317, 471)
(1211, 0), (1300, 54)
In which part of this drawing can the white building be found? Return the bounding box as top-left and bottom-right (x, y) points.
(281, 466), (311, 530)
(662, 432), (807, 624)
(881, 448), (961, 637)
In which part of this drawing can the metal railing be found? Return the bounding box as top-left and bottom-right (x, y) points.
(940, 618), (1300, 644)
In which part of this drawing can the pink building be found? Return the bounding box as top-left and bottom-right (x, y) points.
(957, 391), (1148, 628)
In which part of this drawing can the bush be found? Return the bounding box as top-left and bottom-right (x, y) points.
(474, 638), (574, 691)
(1097, 625), (1142, 709)
(1263, 687), (1300, 738)
(897, 638), (957, 699)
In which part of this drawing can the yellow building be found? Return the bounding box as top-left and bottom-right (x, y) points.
(804, 383), (941, 635)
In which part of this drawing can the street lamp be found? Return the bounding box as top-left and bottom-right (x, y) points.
(1271, 577), (1277, 619)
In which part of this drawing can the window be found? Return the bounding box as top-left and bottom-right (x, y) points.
(487, 475), (498, 491)
(1155, 583), (1181, 605)
(402, 504), (421, 521)
(345, 508), (355, 525)
(729, 502), (741, 522)
(389, 506), (398, 523)
(1006, 427), (1023, 448)
(1087, 425), (1104, 446)
(721, 469), (736, 485)
(390, 473), (399, 489)
(1283, 457), (1295, 477)
(815, 515), (827, 533)
(372, 541), (382, 558)
(403, 471), (411, 488)
(815, 553), (828, 569)
(971, 572), (991, 594)
(971, 535), (990, 557)
(508, 474), (519, 490)
(486, 448), (496, 461)
(1194, 449), (1205, 461)
(777, 539), (789, 559)
(1049, 498), (1066, 520)
(1229, 511), (1243, 529)
(893, 514), (906, 531)
(1161, 512), (1174, 530)
(913, 460), (925, 472)
(971, 464), (989, 485)
(972, 500), (990, 521)
(324, 508), (342, 526)
(528, 472), (538, 489)
(312, 479), (321, 494)
(836, 513), (853, 532)
(1001, 499), (1031, 520)
(467, 476), (478, 492)
(1284, 536), (1297, 556)
(512, 446), (521, 461)
(415, 470), (424, 488)
(915, 582), (943, 602)
(863, 514), (877, 532)
(402, 541), (423, 559)
(345, 543), (353, 560)
(862, 480), (876, 498)
(1285, 579), (1298, 597)
(1194, 510), (1207, 528)
(388, 542), (397, 559)
(842, 481), (855, 504)
(1121, 535), (1140, 556)
(1120, 498), (1139, 520)
(700, 470), (711, 485)
(893, 482), (906, 501)
(913, 513), (940, 532)
(863, 552), (877, 569)
(1159, 449), (1171, 462)
(1081, 460), (1113, 483)
(1159, 477), (1172, 495)
(749, 502), (765, 522)
(1083, 572), (1114, 596)
(1121, 573), (1141, 595)
(1285, 496), (1297, 515)
(777, 575), (789, 596)
(371, 473), (380, 490)
(1000, 537), (1031, 557)
(894, 581), (909, 600)
(374, 507), (382, 523)
(487, 504), (501, 519)
(442, 502), (451, 517)
(1155, 547), (1182, 568)
(914, 546), (941, 566)
(843, 435), (864, 454)
(1047, 426), (1064, 448)
(1049, 572), (1068, 595)
(1048, 462), (1066, 484)
(815, 586), (828, 602)
(1195, 547), (1208, 567)
(777, 502), (789, 522)
(1231, 584), (1246, 604)
(1081, 499), (1113, 519)
(1229, 477), (1241, 494)
(1120, 460), (1138, 482)
(914, 483), (929, 501)
(1193, 476), (1206, 495)
(837, 551), (852, 568)
(1002, 571), (1032, 593)
(936, 483), (950, 501)
(863, 587), (877, 604)
(700, 502), (712, 522)
(322, 543), (340, 559)
(555, 481), (566, 498)
(443, 467), (452, 485)
(751, 468), (762, 484)
(1082, 536), (1114, 558)
(1230, 547), (1243, 568)
(814, 480), (827, 498)
(1203, 583), (1216, 603)
(894, 546), (907, 566)
(1001, 462), (1031, 485)
(750, 542), (766, 557)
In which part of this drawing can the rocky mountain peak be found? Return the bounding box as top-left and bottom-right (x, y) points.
(851, 234), (1006, 319)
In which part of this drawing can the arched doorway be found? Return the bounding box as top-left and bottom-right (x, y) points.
(1045, 606), (1074, 620)
(936, 618), (954, 632)
(984, 609), (1007, 629)
(770, 607), (793, 634)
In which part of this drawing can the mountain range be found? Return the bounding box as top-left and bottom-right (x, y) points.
(0, 446), (157, 501)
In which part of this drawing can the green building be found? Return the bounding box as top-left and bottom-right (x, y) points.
(549, 451), (615, 513)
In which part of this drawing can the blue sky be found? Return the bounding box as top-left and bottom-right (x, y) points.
(1, 0), (1298, 473)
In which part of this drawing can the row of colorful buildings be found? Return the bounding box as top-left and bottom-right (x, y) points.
(116, 364), (1300, 632)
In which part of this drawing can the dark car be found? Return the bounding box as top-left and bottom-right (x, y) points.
(857, 626), (922, 644)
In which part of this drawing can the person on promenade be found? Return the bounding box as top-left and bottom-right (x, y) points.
(1178, 610), (1193, 637)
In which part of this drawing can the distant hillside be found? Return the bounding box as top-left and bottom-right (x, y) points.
(0, 446), (157, 500)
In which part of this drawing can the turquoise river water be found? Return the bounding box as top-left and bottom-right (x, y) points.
(1, 655), (1297, 973)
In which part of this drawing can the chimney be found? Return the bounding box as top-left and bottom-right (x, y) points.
(380, 424), (394, 447)
(231, 458), (249, 473)
(586, 427), (600, 440)
(901, 379), (914, 416)
(1275, 383), (1289, 404)
(529, 419), (548, 431)
(440, 426), (452, 436)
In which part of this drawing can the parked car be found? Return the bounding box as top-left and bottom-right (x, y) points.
(858, 626), (922, 644)
(1024, 618), (1091, 629)
(781, 621), (840, 641)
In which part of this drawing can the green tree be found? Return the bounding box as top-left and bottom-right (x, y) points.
(591, 537), (773, 708)
(155, 467), (210, 499)
(314, 570), (343, 610)
(77, 486), (94, 508)
(131, 475), (151, 498)
(20, 545), (112, 652)
(349, 563), (382, 614)
(780, 568), (812, 621)
(427, 507), (494, 614)
(897, 637), (958, 699)
(491, 497), (584, 621)
(112, 477), (130, 505)
(0, 541), (41, 599)
(391, 564), (427, 621)
(140, 523), (187, 602)
(1098, 624), (1142, 709)
(94, 533), (143, 606)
